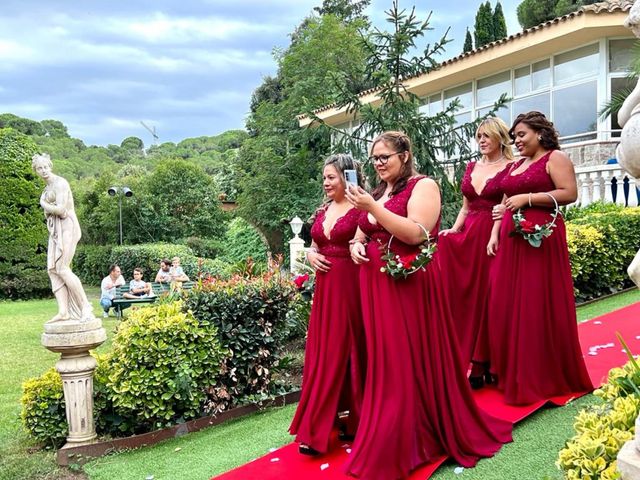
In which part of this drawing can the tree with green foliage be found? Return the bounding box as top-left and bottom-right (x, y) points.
(463, 27), (474, 53)
(237, 13), (368, 254)
(307, 1), (508, 225)
(493, 1), (508, 40)
(474, 1), (494, 48)
(313, 0), (371, 23)
(0, 128), (49, 299)
(517, 0), (558, 29)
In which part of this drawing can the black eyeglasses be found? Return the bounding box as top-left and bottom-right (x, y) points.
(368, 152), (404, 165)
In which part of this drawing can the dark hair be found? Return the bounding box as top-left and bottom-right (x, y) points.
(370, 131), (418, 200)
(133, 267), (143, 275)
(509, 111), (560, 151)
(108, 264), (119, 274)
(160, 258), (170, 266)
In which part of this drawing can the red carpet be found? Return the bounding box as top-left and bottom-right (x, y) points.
(213, 302), (640, 480)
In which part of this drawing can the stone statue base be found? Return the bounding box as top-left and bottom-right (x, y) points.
(618, 415), (640, 479)
(42, 318), (106, 446)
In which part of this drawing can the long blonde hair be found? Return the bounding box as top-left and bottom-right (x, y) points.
(476, 117), (514, 161)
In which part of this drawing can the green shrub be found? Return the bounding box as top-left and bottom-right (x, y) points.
(217, 217), (268, 265)
(74, 244), (114, 285)
(557, 358), (639, 480)
(108, 243), (194, 280)
(185, 269), (296, 406)
(567, 206), (640, 301)
(21, 368), (67, 447)
(183, 236), (223, 259)
(107, 301), (228, 431)
(0, 128), (49, 299)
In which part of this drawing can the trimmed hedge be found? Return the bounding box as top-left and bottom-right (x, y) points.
(566, 206), (640, 302)
(184, 269), (296, 409)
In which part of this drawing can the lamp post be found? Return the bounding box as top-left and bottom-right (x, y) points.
(107, 186), (133, 245)
(289, 216), (305, 274)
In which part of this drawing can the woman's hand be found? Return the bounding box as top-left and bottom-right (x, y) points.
(439, 228), (460, 236)
(307, 251), (331, 273)
(346, 185), (376, 212)
(350, 241), (369, 264)
(504, 194), (529, 211)
(491, 204), (506, 220)
(486, 235), (499, 256)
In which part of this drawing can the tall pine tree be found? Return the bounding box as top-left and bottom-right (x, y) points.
(493, 1), (508, 41)
(463, 27), (474, 53)
(474, 1), (494, 48)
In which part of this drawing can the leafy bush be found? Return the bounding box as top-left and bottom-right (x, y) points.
(566, 206), (640, 301)
(107, 301), (228, 432)
(0, 128), (49, 299)
(73, 244), (114, 285)
(217, 217), (268, 265)
(557, 354), (639, 480)
(20, 368), (67, 447)
(185, 269), (296, 408)
(183, 236), (223, 259)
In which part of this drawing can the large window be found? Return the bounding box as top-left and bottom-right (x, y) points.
(553, 43), (599, 85)
(552, 81), (597, 138)
(444, 83), (472, 110)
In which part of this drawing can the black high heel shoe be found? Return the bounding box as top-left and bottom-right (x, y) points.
(468, 361), (491, 390)
(299, 444), (320, 456)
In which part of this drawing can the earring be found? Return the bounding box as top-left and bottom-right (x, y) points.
(537, 135), (542, 141)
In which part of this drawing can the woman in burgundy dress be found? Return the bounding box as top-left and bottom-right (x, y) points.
(437, 117), (514, 388)
(289, 154), (366, 455)
(346, 132), (511, 480)
(487, 112), (593, 405)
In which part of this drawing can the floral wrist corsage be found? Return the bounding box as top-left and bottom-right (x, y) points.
(380, 223), (436, 279)
(510, 192), (559, 248)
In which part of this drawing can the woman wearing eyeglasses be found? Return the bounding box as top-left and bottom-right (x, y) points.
(345, 131), (511, 480)
(437, 117), (514, 388)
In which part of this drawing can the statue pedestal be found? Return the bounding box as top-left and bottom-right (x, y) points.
(618, 415), (640, 479)
(41, 318), (106, 448)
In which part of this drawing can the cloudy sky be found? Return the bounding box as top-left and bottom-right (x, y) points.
(0, 0), (520, 146)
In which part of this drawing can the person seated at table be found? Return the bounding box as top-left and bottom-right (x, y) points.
(169, 256), (189, 282)
(123, 268), (154, 298)
(155, 258), (173, 283)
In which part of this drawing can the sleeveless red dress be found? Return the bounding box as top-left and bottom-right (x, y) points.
(289, 206), (366, 453)
(345, 177), (512, 480)
(437, 162), (509, 364)
(487, 152), (593, 405)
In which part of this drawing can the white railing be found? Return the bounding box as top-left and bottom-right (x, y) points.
(575, 164), (639, 207)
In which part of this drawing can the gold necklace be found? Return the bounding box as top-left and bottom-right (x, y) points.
(481, 155), (505, 165)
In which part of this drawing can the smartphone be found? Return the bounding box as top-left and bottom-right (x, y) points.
(344, 169), (358, 189)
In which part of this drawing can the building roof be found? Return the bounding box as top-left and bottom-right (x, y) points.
(298, 0), (635, 125)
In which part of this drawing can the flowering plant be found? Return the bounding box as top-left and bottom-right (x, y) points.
(510, 193), (559, 248)
(379, 224), (436, 280)
(292, 271), (315, 300)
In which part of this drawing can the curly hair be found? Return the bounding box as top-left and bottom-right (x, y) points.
(509, 111), (560, 151)
(370, 131), (418, 200)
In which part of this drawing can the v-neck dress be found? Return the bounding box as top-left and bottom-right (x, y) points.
(437, 161), (510, 366)
(289, 205), (366, 452)
(487, 151), (593, 405)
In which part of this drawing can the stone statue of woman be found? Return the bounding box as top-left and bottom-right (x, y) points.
(617, 1), (640, 288)
(32, 153), (94, 323)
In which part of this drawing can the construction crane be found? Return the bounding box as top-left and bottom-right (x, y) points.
(140, 121), (159, 145)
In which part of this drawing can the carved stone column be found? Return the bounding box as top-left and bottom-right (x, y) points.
(41, 318), (106, 449)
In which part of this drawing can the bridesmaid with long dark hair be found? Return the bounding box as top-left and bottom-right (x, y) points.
(487, 111), (593, 405)
(289, 154), (366, 455)
(346, 131), (511, 480)
(438, 117), (513, 388)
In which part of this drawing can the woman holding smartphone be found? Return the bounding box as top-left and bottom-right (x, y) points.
(346, 131), (511, 480)
(289, 154), (366, 455)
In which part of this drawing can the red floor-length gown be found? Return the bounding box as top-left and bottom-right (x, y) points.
(437, 162), (510, 364)
(488, 152), (593, 405)
(345, 177), (512, 480)
(289, 206), (366, 453)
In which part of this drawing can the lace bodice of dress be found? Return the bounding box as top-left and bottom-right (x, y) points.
(358, 176), (438, 252)
(461, 162), (509, 215)
(500, 151), (556, 197)
(311, 205), (361, 257)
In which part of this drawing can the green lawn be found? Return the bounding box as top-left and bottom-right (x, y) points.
(1, 288), (638, 480)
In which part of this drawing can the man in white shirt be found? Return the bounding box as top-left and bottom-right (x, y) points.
(100, 265), (125, 318)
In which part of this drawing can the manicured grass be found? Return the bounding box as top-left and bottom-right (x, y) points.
(0, 289), (637, 480)
(0, 288), (117, 480)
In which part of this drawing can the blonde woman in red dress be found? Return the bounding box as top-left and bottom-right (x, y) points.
(345, 131), (511, 480)
(289, 154), (366, 455)
(437, 117), (514, 388)
(487, 111), (593, 405)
